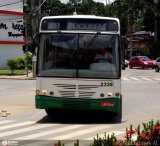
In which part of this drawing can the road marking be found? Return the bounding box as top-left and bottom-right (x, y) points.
(122, 77), (130, 81)
(122, 77), (160, 81)
(14, 124), (85, 140)
(21, 140), (57, 146)
(129, 77), (139, 81)
(17, 125), (111, 146)
(0, 120), (123, 146)
(153, 78), (160, 81)
(141, 77), (151, 81)
(0, 123), (58, 138)
(0, 120), (12, 125)
(48, 125), (110, 140)
(0, 121), (35, 131)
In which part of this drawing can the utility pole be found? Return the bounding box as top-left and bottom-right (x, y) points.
(128, 0), (134, 58)
(154, 0), (158, 42)
(129, 21), (133, 58)
(23, 0), (29, 77)
(154, 14), (157, 41)
(31, 0), (47, 77)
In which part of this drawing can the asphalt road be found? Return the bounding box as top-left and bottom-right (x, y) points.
(0, 68), (160, 146)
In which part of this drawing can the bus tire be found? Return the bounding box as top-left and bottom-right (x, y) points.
(45, 108), (62, 117)
(118, 95), (122, 122)
(112, 95), (122, 123)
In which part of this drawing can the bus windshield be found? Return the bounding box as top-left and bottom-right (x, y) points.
(38, 33), (120, 78)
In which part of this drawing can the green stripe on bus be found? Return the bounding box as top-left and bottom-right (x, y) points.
(35, 95), (121, 113)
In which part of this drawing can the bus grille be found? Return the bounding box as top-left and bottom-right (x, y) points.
(61, 99), (91, 109)
(54, 84), (99, 98)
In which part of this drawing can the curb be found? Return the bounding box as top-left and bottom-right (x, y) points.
(0, 73), (35, 80)
(0, 76), (36, 80)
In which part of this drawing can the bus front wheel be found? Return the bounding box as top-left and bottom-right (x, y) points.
(111, 96), (122, 123)
(45, 108), (62, 117)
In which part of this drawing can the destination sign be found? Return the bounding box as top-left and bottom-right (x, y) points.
(41, 18), (118, 32)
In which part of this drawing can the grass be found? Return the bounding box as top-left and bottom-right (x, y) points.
(0, 70), (27, 75)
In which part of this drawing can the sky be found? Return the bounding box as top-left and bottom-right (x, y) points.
(60, 0), (115, 5)
(0, 0), (23, 12)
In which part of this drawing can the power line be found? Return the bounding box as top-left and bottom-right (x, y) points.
(0, 0), (22, 8)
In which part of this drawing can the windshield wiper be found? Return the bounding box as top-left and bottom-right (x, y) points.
(85, 31), (101, 50)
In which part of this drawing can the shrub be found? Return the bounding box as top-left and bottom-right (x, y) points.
(6, 54), (32, 73)
(6, 58), (18, 74)
(90, 133), (117, 146)
(14, 56), (25, 69)
(53, 120), (160, 146)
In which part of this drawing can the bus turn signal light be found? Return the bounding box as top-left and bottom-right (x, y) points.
(115, 92), (120, 97)
(35, 90), (41, 95)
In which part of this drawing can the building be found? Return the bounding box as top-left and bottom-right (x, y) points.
(126, 31), (152, 59)
(0, 0), (25, 69)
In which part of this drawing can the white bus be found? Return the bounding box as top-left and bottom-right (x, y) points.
(35, 15), (122, 122)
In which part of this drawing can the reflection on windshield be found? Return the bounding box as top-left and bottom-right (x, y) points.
(38, 33), (120, 78)
(140, 56), (150, 61)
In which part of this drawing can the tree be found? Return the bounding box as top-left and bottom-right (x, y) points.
(81, 0), (96, 14)
(143, 0), (160, 41)
(111, 0), (146, 34)
(46, 0), (70, 15)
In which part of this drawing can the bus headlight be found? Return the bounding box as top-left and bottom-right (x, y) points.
(42, 90), (47, 94)
(107, 93), (112, 97)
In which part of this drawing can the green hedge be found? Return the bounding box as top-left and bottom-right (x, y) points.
(6, 54), (32, 74)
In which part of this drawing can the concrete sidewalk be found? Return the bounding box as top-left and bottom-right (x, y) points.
(0, 72), (35, 80)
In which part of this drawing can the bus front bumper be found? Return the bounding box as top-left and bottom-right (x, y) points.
(35, 95), (121, 113)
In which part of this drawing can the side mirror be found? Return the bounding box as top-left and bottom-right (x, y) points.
(33, 33), (40, 48)
(27, 41), (35, 53)
(25, 33), (39, 54)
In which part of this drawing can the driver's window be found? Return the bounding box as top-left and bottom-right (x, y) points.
(135, 58), (139, 61)
(94, 47), (113, 63)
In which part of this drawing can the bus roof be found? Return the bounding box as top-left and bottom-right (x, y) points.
(41, 15), (119, 22)
(39, 15), (120, 33)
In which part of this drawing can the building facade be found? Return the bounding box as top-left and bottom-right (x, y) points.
(0, 0), (25, 69)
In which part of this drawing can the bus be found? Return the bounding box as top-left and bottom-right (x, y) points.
(35, 15), (122, 122)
